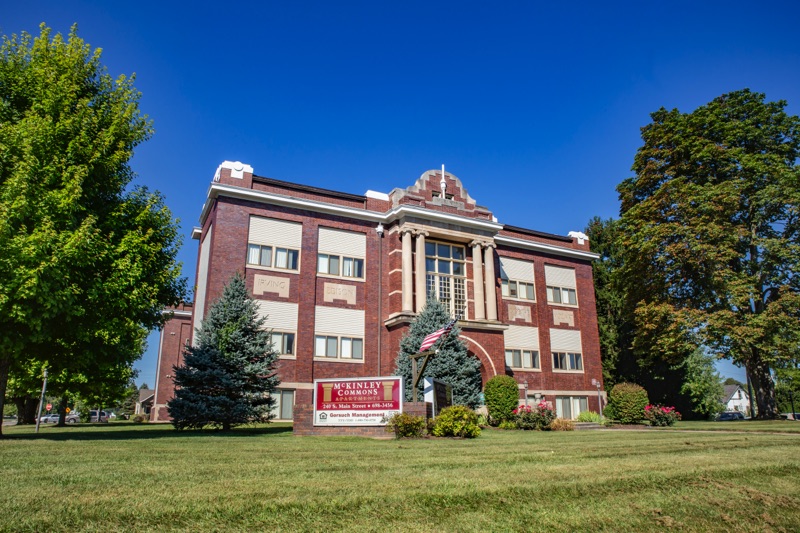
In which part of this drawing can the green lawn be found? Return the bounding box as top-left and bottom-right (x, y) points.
(1, 421), (799, 532)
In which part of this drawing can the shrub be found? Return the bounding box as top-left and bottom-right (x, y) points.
(498, 420), (517, 430)
(132, 415), (147, 424)
(385, 413), (426, 438)
(483, 375), (520, 425)
(576, 410), (602, 423)
(431, 406), (481, 438)
(513, 403), (556, 430)
(606, 383), (649, 424)
(644, 404), (682, 427)
(550, 418), (575, 431)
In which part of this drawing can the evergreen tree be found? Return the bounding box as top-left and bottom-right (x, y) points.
(394, 299), (482, 408)
(118, 381), (139, 418)
(168, 274), (279, 430)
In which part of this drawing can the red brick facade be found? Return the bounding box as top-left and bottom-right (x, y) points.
(152, 162), (605, 427)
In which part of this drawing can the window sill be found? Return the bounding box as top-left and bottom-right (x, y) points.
(316, 272), (365, 283)
(313, 357), (365, 364)
(551, 369), (585, 374)
(508, 367), (542, 373)
(278, 355), (296, 360)
(247, 264), (299, 275)
(502, 297), (536, 303)
(547, 302), (579, 309)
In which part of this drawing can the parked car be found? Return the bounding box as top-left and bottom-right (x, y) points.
(716, 411), (745, 421)
(89, 410), (109, 423)
(38, 413), (60, 423)
(780, 413), (800, 421)
(65, 412), (80, 424)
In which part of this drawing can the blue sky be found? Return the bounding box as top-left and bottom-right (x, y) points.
(6, 1), (799, 387)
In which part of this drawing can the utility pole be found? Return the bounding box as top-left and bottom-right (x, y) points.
(35, 368), (48, 434)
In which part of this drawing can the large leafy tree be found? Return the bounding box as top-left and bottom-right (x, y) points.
(587, 216), (699, 416)
(617, 89), (800, 418)
(394, 298), (482, 408)
(0, 25), (186, 435)
(168, 274), (280, 431)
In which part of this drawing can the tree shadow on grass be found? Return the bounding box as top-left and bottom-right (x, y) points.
(1, 423), (294, 441)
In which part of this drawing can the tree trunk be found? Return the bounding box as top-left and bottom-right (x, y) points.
(0, 359), (9, 437)
(748, 354), (778, 419)
(14, 396), (40, 425)
(57, 395), (68, 427)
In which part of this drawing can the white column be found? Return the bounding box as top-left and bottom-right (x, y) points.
(471, 241), (485, 320)
(484, 244), (497, 321)
(402, 229), (414, 312)
(415, 230), (428, 313)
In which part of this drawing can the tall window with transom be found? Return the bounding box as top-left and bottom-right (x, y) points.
(425, 241), (466, 317)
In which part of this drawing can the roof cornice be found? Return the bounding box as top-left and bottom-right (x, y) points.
(200, 183), (384, 225)
(198, 183), (596, 260)
(494, 235), (600, 261)
(200, 183), (503, 233)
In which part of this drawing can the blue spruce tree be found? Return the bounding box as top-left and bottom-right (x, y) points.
(394, 298), (482, 408)
(168, 274), (280, 430)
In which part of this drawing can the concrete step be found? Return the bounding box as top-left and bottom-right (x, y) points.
(574, 422), (603, 430)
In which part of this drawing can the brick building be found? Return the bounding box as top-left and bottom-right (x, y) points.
(151, 161), (604, 423)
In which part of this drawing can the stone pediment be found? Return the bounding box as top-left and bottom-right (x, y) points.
(389, 169), (494, 221)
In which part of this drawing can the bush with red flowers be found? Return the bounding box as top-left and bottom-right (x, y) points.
(644, 404), (682, 427)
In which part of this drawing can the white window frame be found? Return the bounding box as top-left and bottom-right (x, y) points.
(546, 286), (577, 306)
(504, 348), (540, 371)
(502, 279), (536, 301)
(555, 396), (588, 420)
(552, 351), (583, 372)
(247, 243), (300, 272)
(425, 241), (467, 317)
(271, 390), (295, 420)
(317, 253), (364, 279)
(314, 335), (364, 362)
(271, 331), (296, 358)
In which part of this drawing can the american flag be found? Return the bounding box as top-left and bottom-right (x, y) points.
(418, 316), (459, 352)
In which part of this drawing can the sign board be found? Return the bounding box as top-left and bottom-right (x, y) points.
(314, 377), (402, 426)
(65, 407), (71, 413)
(46, 403), (52, 411)
(424, 378), (453, 416)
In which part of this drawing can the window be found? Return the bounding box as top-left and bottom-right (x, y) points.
(544, 265), (577, 306)
(272, 390), (294, 420)
(315, 335), (363, 360)
(271, 332), (295, 356)
(505, 349), (540, 370)
(425, 242), (466, 316)
(546, 286), (577, 305)
(555, 396), (588, 420)
(247, 244), (299, 270)
(502, 280), (535, 300)
(318, 254), (364, 278)
(552, 352), (583, 371)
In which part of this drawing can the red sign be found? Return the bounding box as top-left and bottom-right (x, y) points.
(46, 403), (52, 411)
(314, 377), (403, 426)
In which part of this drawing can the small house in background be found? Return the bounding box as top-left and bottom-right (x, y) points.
(136, 389), (154, 416)
(722, 384), (750, 413)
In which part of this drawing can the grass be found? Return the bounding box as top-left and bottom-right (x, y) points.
(1, 421), (799, 532)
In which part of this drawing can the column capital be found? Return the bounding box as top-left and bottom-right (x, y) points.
(470, 239), (495, 249)
(413, 229), (430, 238)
